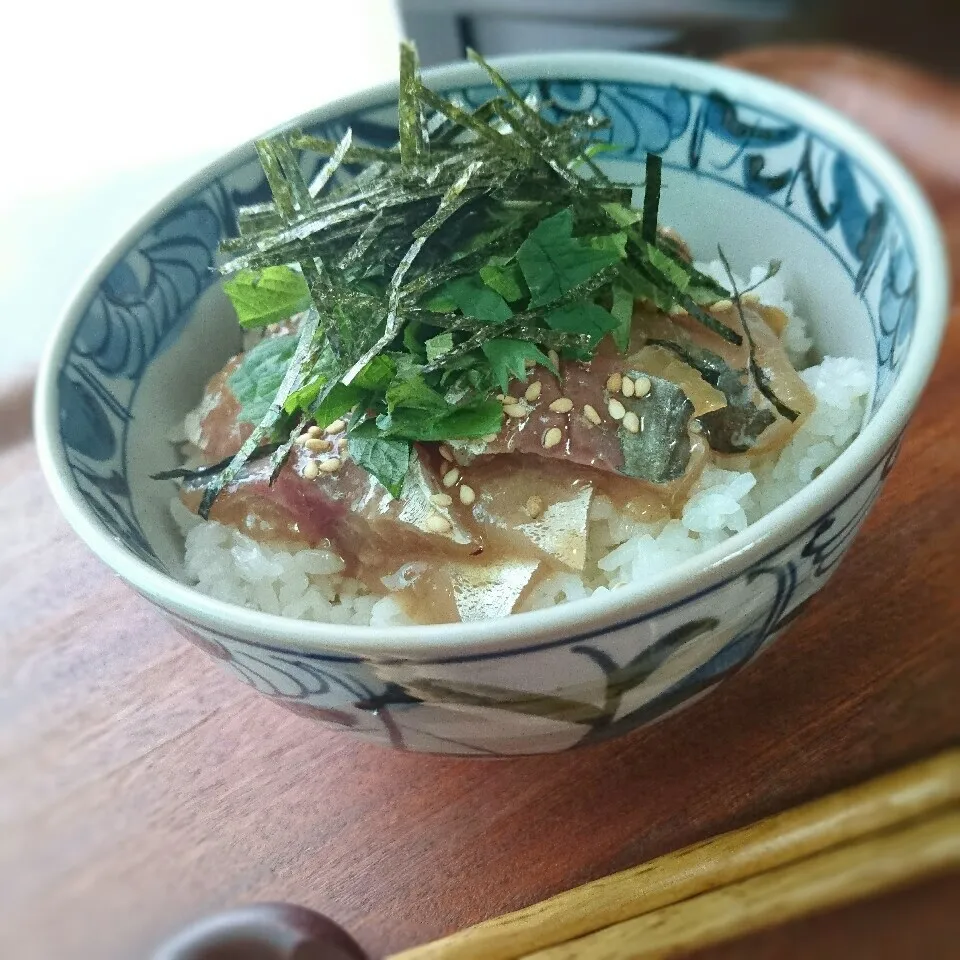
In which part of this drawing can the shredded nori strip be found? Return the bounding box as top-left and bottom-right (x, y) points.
(641, 153), (662, 245)
(150, 444), (281, 483)
(183, 41), (799, 508)
(199, 305), (322, 518)
(717, 247), (800, 423)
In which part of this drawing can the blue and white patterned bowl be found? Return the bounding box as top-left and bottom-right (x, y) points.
(35, 54), (948, 754)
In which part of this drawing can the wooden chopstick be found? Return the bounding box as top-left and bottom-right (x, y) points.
(388, 749), (960, 960)
(522, 807), (960, 960)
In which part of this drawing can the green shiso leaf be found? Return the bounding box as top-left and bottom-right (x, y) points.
(353, 354), (397, 390)
(228, 333), (298, 423)
(347, 420), (410, 497)
(222, 267), (311, 329)
(444, 274), (513, 323)
(481, 338), (556, 393)
(602, 201), (643, 228)
(425, 331), (455, 363)
(587, 231), (628, 258)
(182, 42), (793, 510)
(379, 399), (503, 441)
(386, 373), (449, 414)
(545, 300), (618, 340)
(517, 207), (623, 308)
(479, 261), (526, 302)
(309, 383), (367, 430)
(199, 305), (322, 518)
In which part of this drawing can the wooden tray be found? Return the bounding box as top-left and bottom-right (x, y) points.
(2, 47), (959, 960)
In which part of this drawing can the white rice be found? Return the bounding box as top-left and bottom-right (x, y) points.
(172, 264), (869, 626)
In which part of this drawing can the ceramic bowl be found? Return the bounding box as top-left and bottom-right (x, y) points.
(35, 53), (948, 755)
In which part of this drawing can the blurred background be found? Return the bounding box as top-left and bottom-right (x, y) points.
(403, 0), (958, 71)
(2, 0), (956, 382)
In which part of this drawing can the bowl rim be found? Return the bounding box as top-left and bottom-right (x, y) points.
(34, 50), (950, 660)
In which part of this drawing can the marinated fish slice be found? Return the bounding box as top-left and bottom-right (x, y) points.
(451, 559), (542, 622)
(634, 302), (814, 456)
(457, 358), (625, 473)
(629, 344), (727, 417)
(179, 457), (347, 547)
(182, 443), (482, 568)
(466, 461), (597, 571)
(189, 357), (251, 461)
(384, 558), (542, 624)
(514, 489), (594, 571)
(190, 312), (310, 463)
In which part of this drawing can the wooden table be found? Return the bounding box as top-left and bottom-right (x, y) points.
(2, 47), (959, 960)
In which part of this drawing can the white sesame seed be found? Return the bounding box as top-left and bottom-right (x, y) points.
(425, 513), (452, 534)
(324, 419), (346, 435)
(741, 292), (761, 305)
(305, 437), (332, 453)
(548, 349), (560, 370)
(548, 397), (573, 414)
(302, 461), (320, 480)
(430, 493), (453, 507)
(606, 372), (622, 393)
(294, 434), (309, 446)
(542, 427), (563, 449)
(608, 398), (626, 420)
(524, 381), (542, 403)
(439, 445), (454, 462)
(442, 468), (460, 488)
(459, 484), (476, 506)
(307, 425), (322, 438)
(525, 495), (544, 519)
(319, 457), (342, 473)
(713, 298), (734, 311)
(482, 433), (498, 443)
(583, 404), (602, 425)
(337, 437), (348, 452)
(633, 375), (652, 399)
(501, 394), (517, 406)
(504, 403), (528, 419)
(496, 394), (507, 402)
(621, 377), (635, 398)
(622, 411), (640, 434)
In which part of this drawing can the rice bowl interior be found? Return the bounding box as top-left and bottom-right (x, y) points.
(170, 258), (869, 627)
(36, 43), (947, 657)
(146, 46), (877, 628)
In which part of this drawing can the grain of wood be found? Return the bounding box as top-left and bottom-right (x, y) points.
(388, 751), (960, 960)
(701, 872), (960, 960)
(522, 809), (960, 960)
(3, 46), (960, 960)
